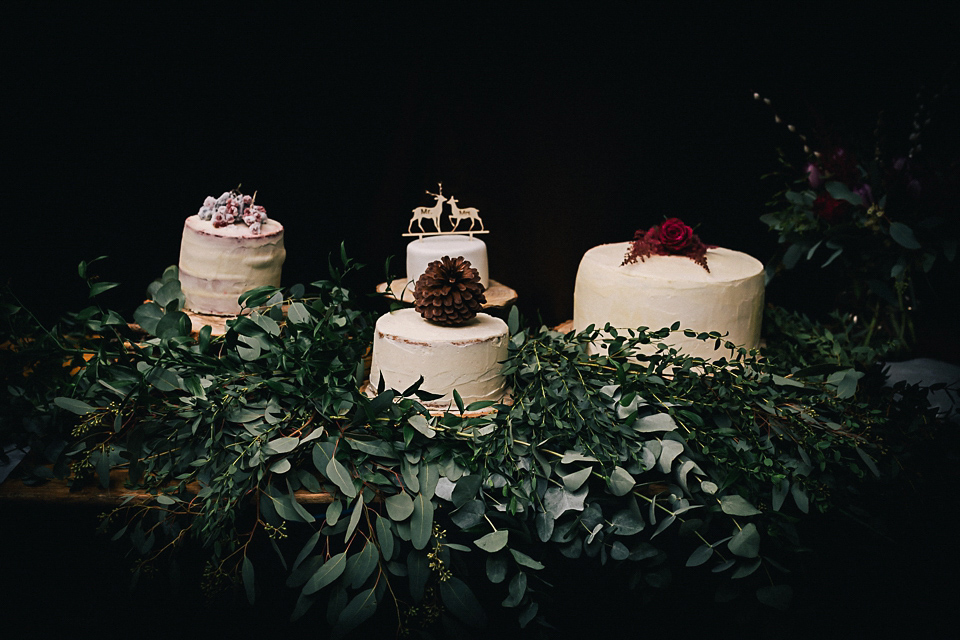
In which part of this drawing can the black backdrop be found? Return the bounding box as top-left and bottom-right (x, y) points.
(3, 4), (957, 330)
(2, 4), (960, 637)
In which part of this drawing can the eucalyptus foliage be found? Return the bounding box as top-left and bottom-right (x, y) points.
(0, 252), (941, 637)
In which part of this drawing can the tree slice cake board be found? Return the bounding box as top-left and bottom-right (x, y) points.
(376, 278), (517, 309)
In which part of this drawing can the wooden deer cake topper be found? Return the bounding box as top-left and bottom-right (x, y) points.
(404, 183), (488, 237)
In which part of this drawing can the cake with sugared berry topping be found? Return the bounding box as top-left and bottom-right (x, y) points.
(178, 190), (286, 316)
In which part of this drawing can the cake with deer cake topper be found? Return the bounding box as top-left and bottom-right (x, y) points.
(178, 188), (286, 320)
(369, 189), (511, 413)
(573, 218), (764, 360)
(377, 183), (516, 308)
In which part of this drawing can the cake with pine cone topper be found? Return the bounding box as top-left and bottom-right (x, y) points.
(178, 189), (286, 316)
(370, 255), (508, 410)
(573, 218), (764, 359)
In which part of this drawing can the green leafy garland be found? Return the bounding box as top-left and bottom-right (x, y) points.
(0, 252), (939, 637)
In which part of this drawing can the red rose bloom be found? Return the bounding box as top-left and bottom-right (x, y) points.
(623, 217), (713, 271)
(813, 193), (851, 224)
(658, 218), (694, 251)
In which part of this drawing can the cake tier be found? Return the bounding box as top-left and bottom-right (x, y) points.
(178, 215), (286, 316)
(573, 243), (764, 359)
(370, 308), (508, 408)
(406, 235), (489, 289)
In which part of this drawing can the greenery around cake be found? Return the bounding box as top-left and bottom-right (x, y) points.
(0, 248), (947, 637)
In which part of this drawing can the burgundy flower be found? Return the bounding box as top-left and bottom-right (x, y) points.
(658, 217), (694, 251)
(813, 192), (852, 224)
(623, 217), (713, 271)
(806, 163), (823, 189)
(822, 147), (859, 185)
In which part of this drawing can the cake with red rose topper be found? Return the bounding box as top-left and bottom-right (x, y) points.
(573, 218), (764, 359)
(178, 189), (286, 317)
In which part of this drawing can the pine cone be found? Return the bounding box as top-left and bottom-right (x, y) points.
(414, 256), (486, 326)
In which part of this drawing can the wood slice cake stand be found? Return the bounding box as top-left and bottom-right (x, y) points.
(376, 278), (517, 309)
(184, 307), (289, 337)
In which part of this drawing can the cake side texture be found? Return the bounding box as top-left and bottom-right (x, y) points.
(178, 214), (286, 316)
(369, 308), (508, 407)
(573, 242), (764, 359)
(406, 235), (489, 289)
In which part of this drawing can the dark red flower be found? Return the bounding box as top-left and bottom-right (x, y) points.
(623, 217), (713, 271)
(822, 147), (860, 185)
(658, 218), (694, 251)
(813, 192), (852, 224)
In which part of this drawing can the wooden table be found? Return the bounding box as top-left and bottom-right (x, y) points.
(0, 468), (334, 505)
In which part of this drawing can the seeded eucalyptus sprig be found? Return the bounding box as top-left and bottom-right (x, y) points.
(0, 251), (940, 636)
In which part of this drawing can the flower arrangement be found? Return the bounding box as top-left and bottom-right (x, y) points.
(622, 217), (714, 271)
(756, 92), (959, 354)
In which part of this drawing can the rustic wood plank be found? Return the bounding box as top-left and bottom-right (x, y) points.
(0, 468), (334, 505)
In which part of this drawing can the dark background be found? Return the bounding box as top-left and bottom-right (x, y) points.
(2, 3), (959, 637)
(3, 4), (958, 333)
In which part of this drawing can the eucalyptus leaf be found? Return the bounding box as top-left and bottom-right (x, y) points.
(440, 577), (487, 627)
(242, 556), (256, 604)
(375, 514), (395, 561)
(54, 397), (96, 415)
(728, 523), (760, 558)
(561, 466), (593, 492)
(292, 531), (322, 573)
(889, 221), (922, 250)
(410, 493), (434, 550)
(451, 474), (483, 508)
(720, 495), (762, 517)
(544, 485), (587, 520)
(607, 466), (636, 496)
(419, 462), (440, 500)
(407, 550), (429, 602)
(345, 496), (364, 542)
(475, 530), (508, 553)
(326, 456), (358, 498)
(450, 499), (485, 529)
(287, 301), (312, 325)
(332, 587), (377, 639)
(407, 414), (435, 438)
(486, 554), (507, 583)
(658, 439), (685, 473)
(635, 412), (678, 432)
(303, 552), (347, 596)
(509, 549), (544, 570)
(344, 540), (379, 589)
(686, 544), (713, 567)
(502, 571), (527, 608)
(385, 492), (415, 521)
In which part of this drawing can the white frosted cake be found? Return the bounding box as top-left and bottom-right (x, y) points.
(178, 213), (286, 316)
(407, 235), (488, 289)
(573, 243), (764, 359)
(369, 308), (508, 408)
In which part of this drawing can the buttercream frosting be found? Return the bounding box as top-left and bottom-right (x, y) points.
(406, 235), (489, 289)
(178, 214), (286, 316)
(573, 242), (764, 359)
(370, 308), (508, 408)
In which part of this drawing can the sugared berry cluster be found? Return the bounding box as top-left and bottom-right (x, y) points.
(197, 189), (268, 234)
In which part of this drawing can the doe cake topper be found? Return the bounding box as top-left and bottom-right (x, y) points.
(405, 183), (488, 237)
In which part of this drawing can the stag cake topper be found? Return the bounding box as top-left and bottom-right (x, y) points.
(405, 183), (488, 237)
